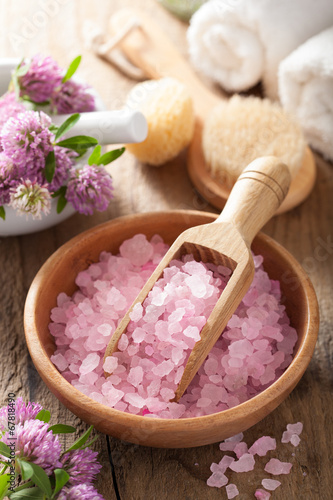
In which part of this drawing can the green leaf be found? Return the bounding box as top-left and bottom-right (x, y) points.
(51, 186), (66, 199)
(56, 135), (98, 155)
(0, 474), (10, 497)
(64, 425), (94, 452)
(81, 434), (99, 450)
(15, 59), (30, 78)
(48, 124), (59, 133)
(35, 409), (51, 424)
(0, 442), (10, 458)
(0, 206), (5, 221)
(55, 113), (80, 141)
(44, 150), (56, 183)
(10, 487), (44, 500)
(88, 145), (101, 166)
(62, 55), (81, 83)
(56, 195), (67, 214)
(48, 424), (76, 435)
(52, 469), (69, 497)
(17, 460), (33, 482)
(19, 462), (52, 498)
(97, 147), (125, 166)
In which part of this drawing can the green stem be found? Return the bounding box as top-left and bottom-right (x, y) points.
(12, 480), (34, 492)
(0, 464), (7, 474)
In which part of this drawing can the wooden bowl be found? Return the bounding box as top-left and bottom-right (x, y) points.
(24, 211), (319, 448)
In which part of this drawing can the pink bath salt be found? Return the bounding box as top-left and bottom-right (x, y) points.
(287, 422), (303, 435)
(51, 353), (68, 371)
(129, 303), (143, 322)
(103, 356), (118, 373)
(217, 455), (235, 472)
(248, 436), (276, 457)
(226, 484), (239, 499)
(255, 489), (271, 499)
(117, 334), (129, 351)
(264, 458), (293, 475)
(206, 471), (228, 488)
(127, 366), (144, 387)
(119, 233), (154, 266)
(290, 434), (301, 447)
(49, 233), (298, 419)
(229, 453), (255, 472)
(234, 442), (248, 458)
(104, 385), (124, 406)
(79, 353), (100, 375)
(261, 479), (281, 491)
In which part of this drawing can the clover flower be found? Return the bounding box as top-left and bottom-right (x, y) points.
(0, 92), (26, 135)
(56, 483), (105, 500)
(17, 54), (63, 103)
(66, 164), (113, 216)
(9, 179), (52, 219)
(0, 152), (19, 205)
(0, 397), (42, 433)
(61, 448), (102, 486)
(1, 110), (54, 175)
(3, 419), (62, 475)
(51, 79), (96, 114)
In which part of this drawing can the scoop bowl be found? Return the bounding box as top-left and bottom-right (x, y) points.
(24, 210), (319, 448)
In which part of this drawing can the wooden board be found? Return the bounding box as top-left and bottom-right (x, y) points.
(0, 1), (332, 499)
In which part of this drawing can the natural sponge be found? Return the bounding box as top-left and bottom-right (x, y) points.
(125, 78), (195, 166)
(203, 95), (306, 189)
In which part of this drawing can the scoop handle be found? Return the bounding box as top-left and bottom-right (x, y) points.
(216, 156), (291, 245)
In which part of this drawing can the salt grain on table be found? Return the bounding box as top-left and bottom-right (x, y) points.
(49, 234), (298, 419)
(264, 458), (293, 475)
(261, 478), (281, 491)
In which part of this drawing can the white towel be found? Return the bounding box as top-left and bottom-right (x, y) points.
(279, 27), (333, 162)
(187, 0), (333, 99)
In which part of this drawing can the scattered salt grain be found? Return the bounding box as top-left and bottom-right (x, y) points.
(206, 471), (228, 488)
(226, 484), (239, 499)
(229, 453), (255, 472)
(261, 478), (281, 491)
(281, 422), (303, 446)
(248, 436), (276, 456)
(255, 489), (271, 499)
(264, 458), (293, 475)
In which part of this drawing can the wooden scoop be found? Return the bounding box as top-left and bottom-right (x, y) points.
(104, 156), (291, 401)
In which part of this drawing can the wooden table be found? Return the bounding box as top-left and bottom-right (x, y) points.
(0, 1), (332, 499)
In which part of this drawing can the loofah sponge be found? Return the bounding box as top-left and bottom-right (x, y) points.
(203, 95), (306, 189)
(125, 77), (195, 166)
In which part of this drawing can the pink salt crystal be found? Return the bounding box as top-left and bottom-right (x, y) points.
(97, 323), (113, 336)
(127, 366), (144, 387)
(117, 334), (129, 351)
(124, 393), (146, 408)
(261, 479), (281, 491)
(168, 402), (186, 418)
(152, 360), (174, 377)
(254, 489), (271, 499)
(79, 353), (100, 375)
(129, 303), (143, 322)
(185, 274), (208, 298)
(287, 422), (303, 435)
(226, 484), (239, 499)
(183, 325), (201, 341)
(264, 458), (292, 475)
(119, 234), (154, 266)
(197, 398), (213, 408)
(102, 356), (118, 373)
(132, 327), (146, 343)
(160, 387), (175, 402)
(206, 471), (228, 488)
(290, 434), (301, 447)
(248, 436), (276, 457)
(51, 353), (68, 371)
(234, 442), (248, 458)
(228, 339), (254, 359)
(145, 345), (154, 356)
(229, 453), (255, 472)
(104, 386), (124, 406)
(218, 455), (235, 472)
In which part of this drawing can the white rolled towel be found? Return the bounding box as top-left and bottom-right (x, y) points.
(187, 0), (333, 99)
(279, 27), (333, 161)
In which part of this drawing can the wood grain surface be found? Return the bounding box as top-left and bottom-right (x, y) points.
(0, 1), (332, 499)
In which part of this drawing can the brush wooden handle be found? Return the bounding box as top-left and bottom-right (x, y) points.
(216, 156), (291, 246)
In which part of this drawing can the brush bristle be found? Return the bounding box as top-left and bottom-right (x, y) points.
(203, 95), (306, 188)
